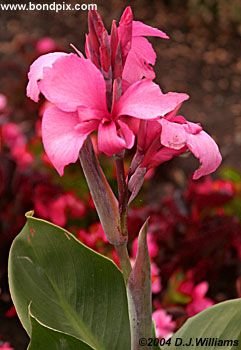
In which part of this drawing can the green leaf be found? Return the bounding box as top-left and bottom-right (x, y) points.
(29, 313), (93, 350)
(219, 167), (241, 183)
(152, 322), (161, 349)
(163, 299), (241, 350)
(9, 212), (131, 350)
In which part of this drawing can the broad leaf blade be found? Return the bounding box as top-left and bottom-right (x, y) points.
(9, 212), (131, 350)
(29, 314), (93, 350)
(163, 299), (241, 350)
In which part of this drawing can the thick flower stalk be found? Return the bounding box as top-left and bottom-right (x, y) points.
(26, 6), (222, 350)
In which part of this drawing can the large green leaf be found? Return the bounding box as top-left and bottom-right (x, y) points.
(163, 299), (241, 350)
(9, 212), (131, 350)
(29, 313), (93, 350)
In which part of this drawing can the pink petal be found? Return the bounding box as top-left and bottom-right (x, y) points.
(160, 118), (187, 150)
(74, 119), (99, 135)
(26, 52), (68, 102)
(183, 120), (202, 134)
(118, 6), (133, 63)
(122, 20), (169, 84)
(42, 106), (88, 175)
(118, 120), (135, 149)
(186, 130), (222, 180)
(77, 106), (105, 122)
(187, 297), (213, 316)
(39, 54), (107, 113)
(123, 50), (155, 84)
(132, 20), (169, 39)
(123, 37), (156, 84)
(128, 166), (146, 203)
(194, 282), (209, 298)
(115, 80), (189, 119)
(137, 120), (161, 152)
(158, 92), (189, 117)
(132, 37), (156, 65)
(143, 146), (185, 168)
(152, 309), (175, 339)
(98, 121), (126, 156)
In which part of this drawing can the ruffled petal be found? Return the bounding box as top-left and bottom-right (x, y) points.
(132, 37), (156, 65)
(74, 119), (99, 135)
(118, 6), (133, 63)
(26, 52), (68, 102)
(143, 146), (185, 168)
(186, 130), (222, 180)
(120, 116), (140, 135)
(98, 121), (126, 156)
(137, 120), (161, 152)
(132, 20), (169, 39)
(77, 106), (106, 122)
(160, 118), (187, 150)
(39, 54), (107, 113)
(118, 120), (135, 149)
(123, 37), (156, 84)
(42, 106), (88, 175)
(115, 79), (189, 119)
(122, 20), (168, 84)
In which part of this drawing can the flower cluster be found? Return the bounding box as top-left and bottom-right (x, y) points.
(26, 6), (221, 185)
(0, 342), (13, 350)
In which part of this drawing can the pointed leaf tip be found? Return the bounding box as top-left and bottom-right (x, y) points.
(138, 217), (149, 247)
(25, 210), (34, 218)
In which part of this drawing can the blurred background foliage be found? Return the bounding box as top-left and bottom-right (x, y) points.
(188, 0), (241, 31)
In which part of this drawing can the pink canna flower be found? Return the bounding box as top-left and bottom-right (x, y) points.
(179, 280), (214, 316)
(152, 309), (176, 339)
(2, 123), (26, 149)
(34, 185), (86, 227)
(122, 15), (169, 84)
(0, 343), (14, 350)
(26, 7), (186, 175)
(140, 116), (221, 178)
(186, 177), (235, 209)
(1, 123), (33, 167)
(85, 7), (168, 84)
(26, 52), (68, 102)
(27, 56), (187, 175)
(77, 223), (108, 250)
(128, 110), (222, 202)
(159, 115), (222, 180)
(41, 57), (187, 175)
